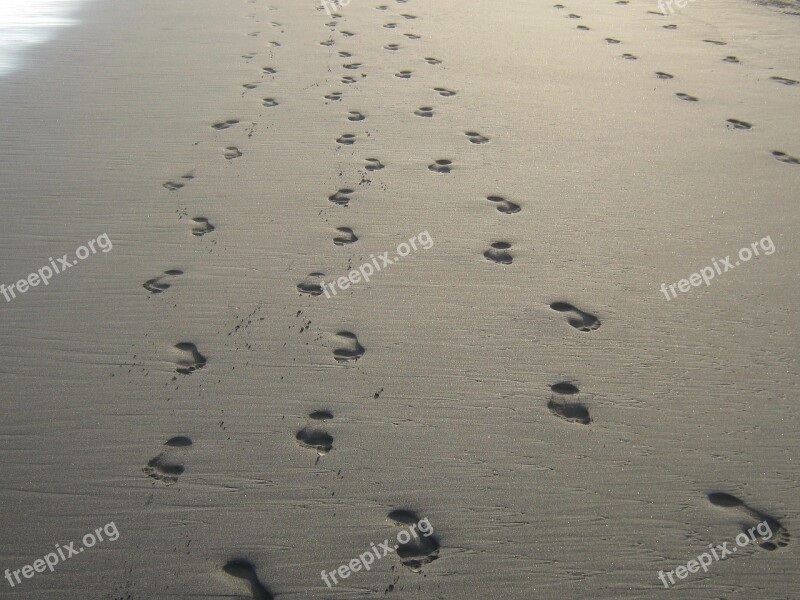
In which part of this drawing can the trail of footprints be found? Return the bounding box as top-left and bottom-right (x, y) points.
(140, 1), (792, 596)
(553, 2), (799, 163)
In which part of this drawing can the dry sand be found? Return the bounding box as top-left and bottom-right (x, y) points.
(0, 0), (798, 598)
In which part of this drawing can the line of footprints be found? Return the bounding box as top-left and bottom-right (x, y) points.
(139, 1), (791, 596)
(554, 2), (799, 164)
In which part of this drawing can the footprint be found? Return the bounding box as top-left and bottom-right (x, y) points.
(770, 76), (798, 86)
(333, 227), (358, 245)
(404, 33), (421, 39)
(400, 13), (417, 19)
(212, 119), (239, 130)
(143, 269), (183, 294)
(726, 118), (752, 130)
(676, 92), (698, 102)
(242, 53), (256, 60)
(384, 43), (401, 51)
(424, 57), (442, 65)
(414, 106), (434, 117)
(708, 492), (791, 551)
(341, 76), (357, 84)
(333, 331), (365, 362)
(577, 25), (590, 30)
(663, 24), (677, 29)
(655, 71), (674, 79)
(723, 55), (740, 63)
(262, 67), (277, 74)
(568, 13), (581, 18)
(296, 427), (334, 455)
(703, 39), (727, 45)
(190, 217), (214, 237)
(338, 51), (352, 57)
(365, 158), (384, 171)
(262, 98), (279, 107)
(484, 241), (513, 265)
(343, 62), (362, 69)
(486, 195), (521, 214)
(336, 133), (356, 145)
(297, 272), (326, 296)
(383, 22), (398, 28)
(605, 38), (621, 44)
(772, 151), (800, 164)
(428, 159), (453, 173)
(395, 70), (413, 79)
(387, 509), (440, 572)
(224, 146), (243, 160)
(622, 53), (638, 60)
(163, 173), (193, 191)
(465, 131), (490, 144)
(309, 409), (333, 420)
(143, 436), (192, 484)
(554, 3), (565, 7)
(348, 110), (365, 121)
(341, 31), (355, 37)
(325, 91), (343, 101)
(268, 41), (281, 47)
(548, 382), (591, 425)
(222, 560), (274, 600)
(549, 301), (601, 332)
(173, 342), (206, 374)
(320, 39), (335, 46)
(242, 82), (259, 90)
(329, 188), (354, 206)
(433, 87), (456, 97)
(376, 4), (388, 9)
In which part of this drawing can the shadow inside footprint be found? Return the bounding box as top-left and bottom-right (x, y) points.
(297, 272), (326, 296)
(143, 436), (192, 484)
(365, 158), (384, 171)
(414, 106), (434, 117)
(223, 560), (274, 600)
(465, 131), (489, 144)
(173, 342), (207, 374)
(772, 151), (800, 165)
(428, 159), (453, 173)
(486, 195), (521, 214)
(224, 146), (243, 160)
(143, 269), (183, 294)
(333, 331), (365, 362)
(548, 399), (591, 424)
(550, 301), (601, 331)
(387, 509), (440, 572)
(676, 92), (698, 102)
(770, 76), (798, 86)
(296, 427), (334, 455)
(333, 227), (358, 245)
(484, 242), (513, 265)
(329, 188), (354, 206)
(726, 119), (752, 130)
(708, 492), (791, 551)
(191, 217), (215, 237)
(212, 119), (239, 130)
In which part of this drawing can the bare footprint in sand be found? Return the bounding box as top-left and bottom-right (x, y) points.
(365, 158), (384, 171)
(336, 133), (356, 145)
(548, 382), (591, 425)
(384, 43), (401, 51)
(723, 55), (740, 63)
(770, 76), (798, 86)
(191, 217), (215, 236)
(395, 70), (413, 79)
(465, 131), (490, 144)
(424, 57), (442, 65)
(297, 272), (326, 296)
(143, 436), (192, 484)
(428, 159), (453, 173)
(143, 269), (183, 294)
(655, 71), (674, 79)
(387, 509), (440, 571)
(224, 146), (243, 160)
(622, 53), (638, 60)
(173, 342), (207, 374)
(414, 106), (434, 117)
(676, 92), (698, 102)
(772, 151), (800, 164)
(726, 119), (752, 130)
(433, 87), (456, 97)
(486, 196), (521, 214)
(348, 110), (365, 121)
(212, 119), (239, 130)
(163, 173), (194, 191)
(484, 241), (513, 264)
(296, 427), (334, 456)
(325, 91), (343, 101)
(223, 560), (274, 600)
(708, 492), (791, 551)
(262, 98), (279, 107)
(333, 227), (358, 245)
(333, 331), (365, 362)
(549, 302), (601, 331)
(329, 188), (354, 206)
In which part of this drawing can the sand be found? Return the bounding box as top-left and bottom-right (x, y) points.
(0, 0), (798, 597)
